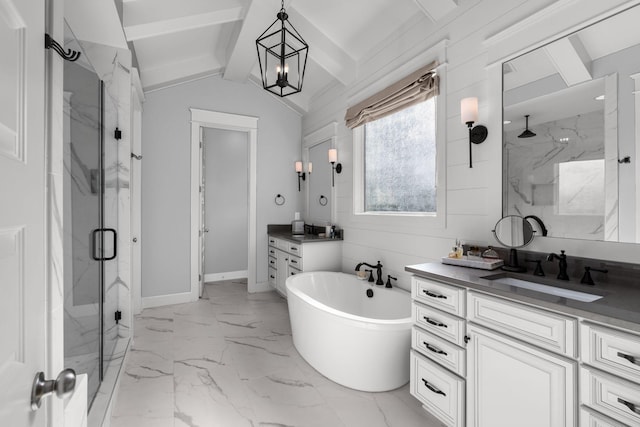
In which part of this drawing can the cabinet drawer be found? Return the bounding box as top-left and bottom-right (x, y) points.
(412, 277), (465, 316)
(581, 366), (640, 426)
(268, 267), (277, 286)
(268, 247), (277, 257)
(268, 236), (278, 246)
(276, 239), (289, 251)
(268, 256), (277, 268)
(467, 291), (577, 357)
(287, 242), (302, 256)
(412, 326), (465, 377)
(288, 255), (302, 270)
(579, 406), (628, 427)
(410, 350), (464, 427)
(581, 322), (640, 384)
(413, 302), (465, 347)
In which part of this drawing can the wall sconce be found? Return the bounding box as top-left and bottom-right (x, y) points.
(307, 162), (312, 174)
(295, 161), (305, 191)
(328, 149), (342, 187)
(461, 97), (488, 168)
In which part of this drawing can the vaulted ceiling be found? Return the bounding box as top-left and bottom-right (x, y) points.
(122, 0), (459, 113)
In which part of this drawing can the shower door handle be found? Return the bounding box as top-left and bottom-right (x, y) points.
(92, 228), (118, 261)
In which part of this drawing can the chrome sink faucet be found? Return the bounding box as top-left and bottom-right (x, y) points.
(355, 261), (383, 286)
(547, 250), (569, 281)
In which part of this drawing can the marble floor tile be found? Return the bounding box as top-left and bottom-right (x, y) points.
(111, 279), (444, 427)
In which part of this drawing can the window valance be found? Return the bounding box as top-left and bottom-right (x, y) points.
(344, 61), (439, 129)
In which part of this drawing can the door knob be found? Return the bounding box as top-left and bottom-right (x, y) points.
(132, 237), (138, 243)
(204, 228), (210, 233)
(31, 368), (76, 410)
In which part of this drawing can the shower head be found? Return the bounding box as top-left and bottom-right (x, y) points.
(518, 115), (536, 138)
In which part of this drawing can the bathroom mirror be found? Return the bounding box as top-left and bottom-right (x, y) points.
(493, 215), (534, 248)
(502, 4), (640, 243)
(307, 139), (332, 225)
(304, 123), (337, 227)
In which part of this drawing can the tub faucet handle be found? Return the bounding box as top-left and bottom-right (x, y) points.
(367, 269), (374, 283)
(385, 275), (397, 288)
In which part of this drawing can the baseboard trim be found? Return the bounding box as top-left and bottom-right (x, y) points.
(141, 291), (195, 309)
(204, 270), (248, 283)
(250, 280), (273, 294)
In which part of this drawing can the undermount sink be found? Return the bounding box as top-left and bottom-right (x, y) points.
(481, 274), (603, 302)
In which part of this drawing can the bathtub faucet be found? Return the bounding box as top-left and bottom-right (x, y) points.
(355, 261), (384, 286)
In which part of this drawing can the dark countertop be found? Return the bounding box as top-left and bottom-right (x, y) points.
(405, 262), (640, 334)
(268, 231), (343, 244)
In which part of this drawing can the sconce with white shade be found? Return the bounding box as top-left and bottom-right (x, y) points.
(328, 149), (342, 187)
(460, 97), (488, 168)
(295, 161), (306, 191)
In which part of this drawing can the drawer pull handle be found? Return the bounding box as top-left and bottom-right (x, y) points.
(291, 259), (298, 264)
(618, 398), (640, 415)
(270, 275), (275, 279)
(421, 379), (446, 396)
(291, 247), (298, 251)
(423, 290), (447, 299)
(423, 342), (447, 356)
(617, 352), (638, 365)
(424, 317), (447, 328)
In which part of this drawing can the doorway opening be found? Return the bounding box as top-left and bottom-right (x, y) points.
(189, 109), (258, 298)
(202, 128), (249, 283)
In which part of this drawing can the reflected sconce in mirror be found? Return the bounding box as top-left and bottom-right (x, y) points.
(461, 97), (488, 168)
(295, 161), (306, 191)
(328, 149), (342, 187)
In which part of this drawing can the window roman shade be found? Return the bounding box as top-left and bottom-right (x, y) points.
(344, 61), (439, 129)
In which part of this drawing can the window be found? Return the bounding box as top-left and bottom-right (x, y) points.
(361, 98), (437, 214)
(557, 159), (604, 215)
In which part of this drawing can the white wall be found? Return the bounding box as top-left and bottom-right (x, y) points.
(302, 0), (640, 292)
(142, 75), (302, 298)
(204, 127), (248, 276)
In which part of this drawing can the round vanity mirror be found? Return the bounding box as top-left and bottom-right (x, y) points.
(493, 215), (534, 248)
(493, 215), (534, 272)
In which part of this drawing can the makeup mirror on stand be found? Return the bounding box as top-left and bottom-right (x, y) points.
(493, 215), (534, 272)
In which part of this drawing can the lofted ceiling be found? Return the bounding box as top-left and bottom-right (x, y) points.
(122, 0), (459, 113)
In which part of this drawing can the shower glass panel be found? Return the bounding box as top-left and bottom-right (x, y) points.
(62, 21), (119, 408)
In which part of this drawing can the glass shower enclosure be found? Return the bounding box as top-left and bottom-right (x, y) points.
(62, 22), (122, 409)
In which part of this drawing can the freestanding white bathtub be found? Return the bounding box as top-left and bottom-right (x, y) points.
(285, 271), (412, 392)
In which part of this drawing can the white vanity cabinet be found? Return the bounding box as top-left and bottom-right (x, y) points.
(410, 277), (467, 427)
(580, 322), (640, 426)
(267, 235), (342, 298)
(466, 292), (577, 427)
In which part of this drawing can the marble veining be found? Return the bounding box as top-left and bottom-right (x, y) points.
(111, 280), (443, 427)
(504, 110), (615, 240)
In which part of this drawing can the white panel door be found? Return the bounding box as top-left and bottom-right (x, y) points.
(0, 0), (47, 425)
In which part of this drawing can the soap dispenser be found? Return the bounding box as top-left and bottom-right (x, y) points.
(291, 212), (304, 235)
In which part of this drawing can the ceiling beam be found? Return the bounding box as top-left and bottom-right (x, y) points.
(285, 8), (356, 86)
(544, 35), (592, 87)
(124, 6), (243, 41)
(413, 0), (457, 22)
(223, 0), (281, 83)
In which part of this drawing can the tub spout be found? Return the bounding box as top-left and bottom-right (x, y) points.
(355, 261), (384, 286)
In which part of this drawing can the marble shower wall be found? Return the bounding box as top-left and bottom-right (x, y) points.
(504, 110), (612, 240)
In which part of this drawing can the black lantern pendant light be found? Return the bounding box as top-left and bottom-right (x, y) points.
(518, 115), (536, 138)
(256, 0), (309, 97)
